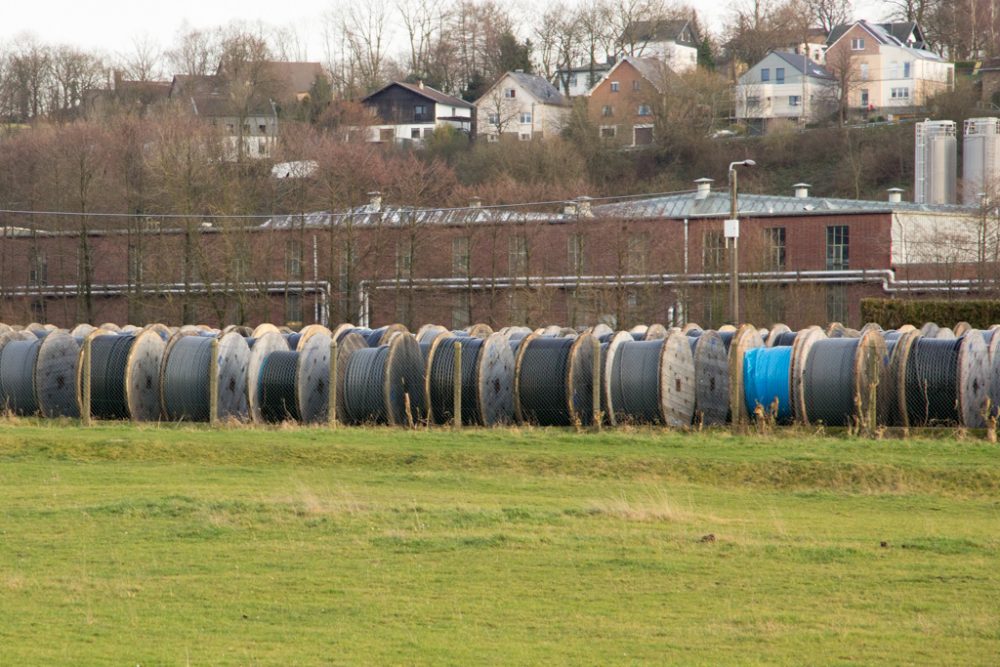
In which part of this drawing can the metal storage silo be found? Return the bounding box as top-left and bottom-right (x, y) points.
(962, 117), (1000, 206)
(915, 120), (957, 205)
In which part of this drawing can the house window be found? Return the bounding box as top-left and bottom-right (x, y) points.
(452, 237), (470, 277)
(411, 128), (421, 139)
(626, 232), (650, 273)
(761, 68), (770, 82)
(703, 230), (725, 271)
(903, 61), (911, 78)
(487, 134), (499, 143)
(504, 88), (516, 98)
(258, 124), (267, 134)
(746, 95), (761, 108)
(602, 105), (613, 117)
(889, 61), (898, 79)
(789, 95), (801, 106)
(519, 133), (531, 141)
(600, 125), (617, 138)
(632, 80), (641, 91)
(519, 112), (532, 124)
(826, 225), (849, 270)
(414, 104), (429, 121)
(860, 89), (869, 106)
(851, 37), (865, 50)
(637, 104), (652, 116)
(766, 227), (786, 270)
(860, 63), (869, 80)
(509, 235), (528, 276)
(568, 233), (585, 274)
(487, 112), (499, 125)
(379, 128), (395, 142)
(891, 87), (910, 99)
(826, 284), (848, 324)
(610, 81), (620, 92)
(423, 128), (433, 138)
(776, 67), (785, 83)
(452, 292), (470, 329)
(285, 240), (303, 279)
(568, 74), (578, 86)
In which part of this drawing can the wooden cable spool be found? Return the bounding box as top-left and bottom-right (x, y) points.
(765, 323), (791, 347)
(247, 331), (291, 422)
(334, 332), (368, 424)
(728, 324), (764, 425)
(690, 330), (729, 426)
(790, 326), (826, 424)
(644, 324), (668, 340)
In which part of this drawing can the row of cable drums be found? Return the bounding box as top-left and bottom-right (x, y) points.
(1, 319), (997, 428)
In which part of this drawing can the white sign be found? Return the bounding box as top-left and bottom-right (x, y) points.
(724, 218), (740, 238)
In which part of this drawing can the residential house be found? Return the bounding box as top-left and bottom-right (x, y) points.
(474, 71), (571, 141)
(587, 57), (671, 146)
(824, 20), (953, 116)
(553, 61), (613, 97)
(735, 51), (838, 131)
(775, 28), (829, 65)
(618, 18), (700, 72)
(361, 81), (473, 144)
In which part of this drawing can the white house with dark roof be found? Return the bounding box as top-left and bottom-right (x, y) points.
(618, 18), (700, 72)
(474, 71), (571, 141)
(361, 81), (473, 144)
(735, 51), (838, 130)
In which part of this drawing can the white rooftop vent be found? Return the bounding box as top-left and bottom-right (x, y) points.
(793, 183), (811, 198)
(367, 191), (382, 212)
(887, 187), (904, 203)
(693, 178), (713, 200)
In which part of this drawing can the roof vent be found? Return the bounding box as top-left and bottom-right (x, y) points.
(693, 178), (713, 200)
(576, 196), (593, 218)
(564, 200), (578, 216)
(793, 182), (811, 198)
(368, 191), (382, 212)
(887, 187), (904, 203)
(469, 197), (483, 209)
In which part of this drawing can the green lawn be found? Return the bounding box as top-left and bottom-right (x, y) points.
(1, 422), (998, 665)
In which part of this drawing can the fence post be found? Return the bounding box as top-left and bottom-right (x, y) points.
(328, 337), (338, 428)
(209, 337), (219, 426)
(82, 336), (92, 427)
(592, 336), (601, 430)
(453, 341), (462, 429)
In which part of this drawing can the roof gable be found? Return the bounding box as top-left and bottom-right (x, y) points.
(591, 56), (673, 95)
(475, 71), (568, 107)
(363, 81), (473, 109)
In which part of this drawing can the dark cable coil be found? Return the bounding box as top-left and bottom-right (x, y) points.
(0, 338), (41, 414)
(609, 340), (665, 423)
(905, 337), (961, 426)
(517, 337), (574, 425)
(770, 331), (798, 347)
(428, 336), (484, 425)
(162, 336), (215, 421)
(284, 333), (303, 350)
(258, 350), (301, 422)
(90, 335), (135, 420)
(342, 346), (391, 424)
(802, 338), (861, 426)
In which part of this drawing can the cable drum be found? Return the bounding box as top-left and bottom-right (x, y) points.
(333, 332), (368, 423)
(743, 346), (793, 422)
(765, 324), (791, 347)
(465, 323), (494, 338)
(801, 331), (886, 427)
(366, 324), (408, 347)
(606, 331), (694, 427)
(904, 334), (989, 428)
(768, 330), (798, 347)
(514, 333), (598, 426)
(247, 332), (292, 422)
(426, 333), (514, 426)
(258, 351), (301, 421)
(161, 332), (249, 422)
(416, 324), (450, 345)
(644, 324), (668, 340)
(0, 337), (41, 414)
(728, 325), (764, 424)
(878, 330), (919, 428)
(342, 334), (426, 426)
(87, 330), (165, 421)
(689, 330), (729, 426)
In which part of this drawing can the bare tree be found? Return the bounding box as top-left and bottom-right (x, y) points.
(5, 36), (52, 121)
(166, 26), (221, 77)
(806, 0), (853, 34)
(120, 35), (165, 82)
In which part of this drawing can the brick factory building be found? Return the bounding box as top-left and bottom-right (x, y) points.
(0, 181), (987, 329)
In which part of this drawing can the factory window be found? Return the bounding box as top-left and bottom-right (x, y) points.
(767, 227), (786, 270)
(285, 240), (303, 279)
(568, 233), (586, 274)
(28, 249), (48, 286)
(703, 230), (725, 271)
(285, 291), (303, 325)
(452, 292), (470, 329)
(509, 235), (528, 276)
(452, 237), (470, 277)
(826, 284), (848, 324)
(826, 225), (849, 270)
(395, 239), (413, 279)
(627, 232), (650, 273)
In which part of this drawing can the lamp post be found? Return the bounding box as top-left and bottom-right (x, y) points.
(728, 159), (756, 325)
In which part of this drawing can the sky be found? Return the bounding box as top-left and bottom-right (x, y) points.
(1, 0), (891, 64)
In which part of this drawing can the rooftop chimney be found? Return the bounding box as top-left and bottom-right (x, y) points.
(563, 200), (578, 216)
(368, 191), (382, 212)
(469, 197), (483, 209)
(576, 196), (593, 218)
(793, 182), (811, 198)
(887, 187), (904, 203)
(417, 79), (425, 89)
(693, 178), (713, 200)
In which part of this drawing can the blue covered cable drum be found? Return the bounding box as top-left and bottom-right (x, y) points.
(743, 346), (792, 422)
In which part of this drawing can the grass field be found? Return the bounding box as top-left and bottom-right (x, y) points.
(1, 422), (998, 665)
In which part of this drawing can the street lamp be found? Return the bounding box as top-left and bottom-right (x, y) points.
(727, 159), (756, 325)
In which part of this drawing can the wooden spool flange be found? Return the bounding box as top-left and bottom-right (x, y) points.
(728, 324), (764, 425)
(790, 326), (826, 424)
(691, 330), (729, 426)
(247, 332), (291, 422)
(334, 332), (368, 424)
(765, 323), (791, 347)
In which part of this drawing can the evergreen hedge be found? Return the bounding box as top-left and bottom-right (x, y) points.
(860, 298), (1000, 329)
